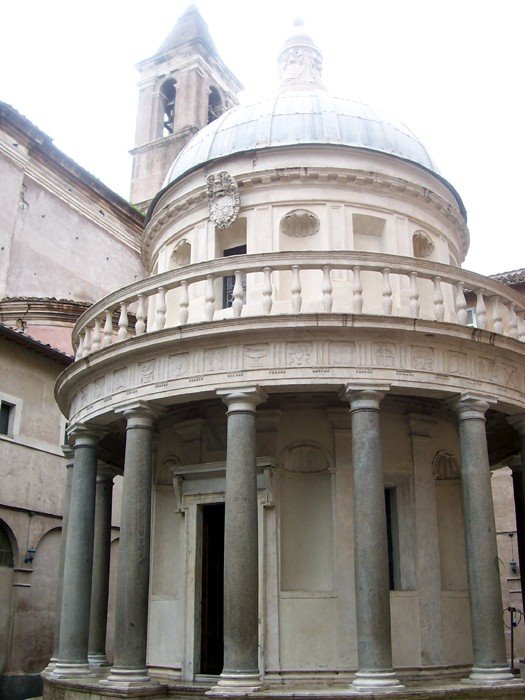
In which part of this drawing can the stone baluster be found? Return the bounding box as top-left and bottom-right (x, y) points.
(322, 265), (333, 312)
(455, 282), (467, 325)
(91, 317), (102, 352)
(262, 267), (273, 314)
(475, 290), (487, 330)
(179, 280), (189, 325)
(382, 268), (393, 316)
(205, 275), (215, 322)
(491, 295), (503, 334)
(452, 395), (516, 685)
(519, 312), (525, 342)
(232, 270), (245, 318)
(82, 327), (92, 357)
(432, 276), (444, 322)
(52, 426), (101, 677)
(352, 266), (363, 313)
(409, 272), (420, 319)
(135, 294), (146, 335)
(342, 386), (403, 692)
(75, 332), (84, 361)
(103, 403), (157, 686)
(507, 303), (518, 339)
(103, 309), (113, 347)
(88, 464), (116, 667)
(117, 302), (129, 341)
(155, 287), (166, 330)
(212, 387), (267, 692)
(291, 265), (302, 313)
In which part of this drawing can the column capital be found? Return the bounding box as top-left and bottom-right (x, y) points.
(340, 384), (390, 411)
(61, 444), (75, 465)
(508, 413), (525, 436)
(68, 423), (105, 447)
(217, 386), (267, 413)
(450, 393), (495, 421)
(96, 462), (118, 483)
(117, 401), (162, 428)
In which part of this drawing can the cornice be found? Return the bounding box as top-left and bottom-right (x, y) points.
(0, 136), (143, 253)
(143, 165), (469, 262)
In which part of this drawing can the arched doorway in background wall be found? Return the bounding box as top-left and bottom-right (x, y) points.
(0, 520), (15, 675)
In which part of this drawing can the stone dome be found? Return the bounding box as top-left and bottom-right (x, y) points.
(164, 90), (438, 185)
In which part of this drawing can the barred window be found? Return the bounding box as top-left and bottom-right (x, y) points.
(0, 524), (14, 568)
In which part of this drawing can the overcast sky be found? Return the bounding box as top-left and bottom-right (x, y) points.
(1, 0), (523, 275)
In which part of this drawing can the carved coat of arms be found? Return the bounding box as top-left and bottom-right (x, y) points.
(206, 171), (240, 229)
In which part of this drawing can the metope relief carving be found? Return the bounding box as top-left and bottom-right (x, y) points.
(204, 348), (228, 373)
(373, 343), (396, 368)
(411, 346), (434, 372)
(138, 359), (157, 384)
(244, 344), (270, 368)
(476, 356), (496, 380)
(501, 363), (518, 387)
(169, 353), (189, 378)
(329, 342), (356, 366)
(287, 342), (314, 366)
(206, 171), (240, 229)
(446, 351), (468, 376)
(94, 376), (106, 399)
(113, 368), (128, 392)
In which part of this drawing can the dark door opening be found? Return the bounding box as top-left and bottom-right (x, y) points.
(200, 503), (225, 675)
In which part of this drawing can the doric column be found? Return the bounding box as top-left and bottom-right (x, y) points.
(104, 403), (156, 686)
(88, 463), (116, 666)
(343, 387), (402, 691)
(507, 414), (525, 617)
(44, 446), (74, 673)
(52, 426), (101, 677)
(213, 386), (267, 692)
(453, 394), (515, 684)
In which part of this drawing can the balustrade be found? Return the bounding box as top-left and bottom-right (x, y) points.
(71, 252), (525, 359)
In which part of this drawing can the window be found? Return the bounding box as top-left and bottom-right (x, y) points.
(222, 245), (246, 308)
(161, 79), (176, 136)
(0, 401), (14, 436)
(207, 86), (222, 124)
(0, 524), (14, 568)
(466, 307), (477, 327)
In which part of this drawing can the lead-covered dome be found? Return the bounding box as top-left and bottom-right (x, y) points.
(164, 91), (437, 184)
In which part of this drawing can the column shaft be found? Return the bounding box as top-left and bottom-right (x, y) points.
(346, 388), (402, 691)
(508, 417), (525, 624)
(53, 429), (99, 676)
(88, 466), (115, 666)
(214, 387), (266, 692)
(455, 396), (514, 684)
(105, 405), (154, 685)
(45, 448), (74, 671)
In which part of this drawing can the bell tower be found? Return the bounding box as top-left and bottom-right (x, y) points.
(130, 5), (243, 211)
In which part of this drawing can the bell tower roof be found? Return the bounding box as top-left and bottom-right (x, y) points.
(154, 4), (219, 60)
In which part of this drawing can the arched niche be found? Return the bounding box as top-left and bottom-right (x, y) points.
(277, 441), (334, 592)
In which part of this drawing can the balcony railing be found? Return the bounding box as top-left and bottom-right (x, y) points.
(72, 252), (525, 360)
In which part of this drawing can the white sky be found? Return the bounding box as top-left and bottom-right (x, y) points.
(0, 0), (523, 275)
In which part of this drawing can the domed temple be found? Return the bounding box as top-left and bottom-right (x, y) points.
(44, 7), (525, 700)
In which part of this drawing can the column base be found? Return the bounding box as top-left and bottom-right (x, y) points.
(42, 657), (57, 674)
(51, 661), (91, 678)
(462, 666), (519, 685)
(100, 667), (153, 687)
(88, 653), (110, 667)
(351, 670), (404, 693)
(208, 672), (268, 695)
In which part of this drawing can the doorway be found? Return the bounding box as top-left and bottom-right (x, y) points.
(200, 503), (225, 675)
